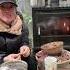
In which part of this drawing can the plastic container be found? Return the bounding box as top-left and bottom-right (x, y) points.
(44, 56), (57, 70)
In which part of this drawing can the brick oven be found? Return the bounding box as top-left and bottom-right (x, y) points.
(32, 7), (70, 51)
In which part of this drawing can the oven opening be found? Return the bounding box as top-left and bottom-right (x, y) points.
(32, 8), (70, 51)
(37, 16), (70, 36)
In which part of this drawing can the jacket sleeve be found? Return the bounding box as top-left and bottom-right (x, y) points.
(21, 24), (29, 46)
(17, 11), (29, 46)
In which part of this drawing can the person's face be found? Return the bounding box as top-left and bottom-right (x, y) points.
(0, 2), (17, 24)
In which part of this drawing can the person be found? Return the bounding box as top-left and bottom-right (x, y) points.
(35, 50), (47, 70)
(0, 0), (37, 70)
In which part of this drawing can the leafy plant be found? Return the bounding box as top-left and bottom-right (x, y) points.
(22, 12), (32, 24)
(22, 12), (33, 47)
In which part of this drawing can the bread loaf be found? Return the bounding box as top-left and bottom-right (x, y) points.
(41, 41), (63, 55)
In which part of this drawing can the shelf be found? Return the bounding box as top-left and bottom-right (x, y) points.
(32, 7), (70, 12)
(33, 35), (70, 38)
(32, 7), (70, 10)
(32, 7), (70, 16)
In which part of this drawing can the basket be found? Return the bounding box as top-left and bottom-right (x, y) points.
(0, 60), (28, 70)
(58, 61), (70, 70)
(57, 50), (70, 70)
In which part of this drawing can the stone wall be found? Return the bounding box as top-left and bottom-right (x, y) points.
(17, 0), (33, 48)
(17, 0), (32, 15)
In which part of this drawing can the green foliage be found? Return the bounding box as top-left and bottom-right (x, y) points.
(22, 12), (32, 24)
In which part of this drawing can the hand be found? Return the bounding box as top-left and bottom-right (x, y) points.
(3, 54), (21, 62)
(20, 45), (30, 57)
(36, 50), (47, 63)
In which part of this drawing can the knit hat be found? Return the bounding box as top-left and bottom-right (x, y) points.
(0, 0), (17, 6)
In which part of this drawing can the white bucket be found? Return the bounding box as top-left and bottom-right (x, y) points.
(44, 56), (57, 70)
